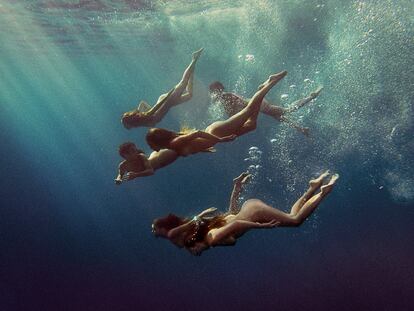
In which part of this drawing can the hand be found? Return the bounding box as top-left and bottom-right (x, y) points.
(198, 207), (218, 218)
(114, 178), (122, 185)
(256, 220), (281, 228)
(233, 172), (251, 186)
(220, 134), (237, 142)
(122, 172), (137, 182)
(189, 242), (206, 256)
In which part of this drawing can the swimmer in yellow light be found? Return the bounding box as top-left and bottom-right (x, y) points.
(121, 48), (203, 129)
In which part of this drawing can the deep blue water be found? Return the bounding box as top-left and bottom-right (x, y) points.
(1, 1), (413, 310)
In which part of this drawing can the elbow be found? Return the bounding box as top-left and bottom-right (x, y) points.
(167, 230), (176, 240)
(205, 234), (215, 247)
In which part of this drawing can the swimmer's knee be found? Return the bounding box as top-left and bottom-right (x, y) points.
(289, 216), (302, 227)
(173, 82), (186, 95)
(243, 120), (257, 132)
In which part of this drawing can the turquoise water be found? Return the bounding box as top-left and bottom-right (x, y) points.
(1, 1), (413, 310)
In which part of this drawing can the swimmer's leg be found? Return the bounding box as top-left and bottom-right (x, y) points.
(207, 71), (287, 137)
(289, 171), (330, 216)
(259, 98), (285, 120)
(284, 86), (323, 114)
(290, 174), (339, 225)
(174, 48), (203, 103)
(279, 116), (310, 137)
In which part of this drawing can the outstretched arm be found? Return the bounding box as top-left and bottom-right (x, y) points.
(122, 167), (154, 181)
(115, 161), (127, 185)
(228, 172), (251, 214)
(119, 156), (155, 183)
(167, 221), (193, 240)
(197, 207), (218, 218)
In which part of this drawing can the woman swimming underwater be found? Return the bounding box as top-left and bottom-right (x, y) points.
(121, 48), (203, 129)
(152, 171), (339, 255)
(145, 70), (288, 156)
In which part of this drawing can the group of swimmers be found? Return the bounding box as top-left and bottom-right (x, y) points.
(115, 48), (338, 255)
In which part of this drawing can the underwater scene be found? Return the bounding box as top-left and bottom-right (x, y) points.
(1, 0), (413, 310)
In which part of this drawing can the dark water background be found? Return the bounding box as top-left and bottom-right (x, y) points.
(1, 1), (413, 310)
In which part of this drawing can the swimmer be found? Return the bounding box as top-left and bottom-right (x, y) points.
(152, 171), (339, 255)
(209, 81), (323, 136)
(146, 71), (287, 157)
(114, 142), (179, 184)
(121, 48), (204, 129)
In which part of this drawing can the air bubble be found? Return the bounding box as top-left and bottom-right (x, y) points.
(245, 54), (255, 62)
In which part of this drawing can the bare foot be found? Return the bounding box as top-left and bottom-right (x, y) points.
(258, 70), (288, 90)
(310, 86), (323, 99)
(309, 170), (330, 188)
(192, 48), (204, 61)
(233, 172), (251, 185)
(320, 174), (339, 195)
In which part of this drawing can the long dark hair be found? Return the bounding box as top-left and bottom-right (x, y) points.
(152, 213), (226, 248)
(121, 110), (144, 128)
(152, 214), (189, 234)
(146, 128), (180, 151)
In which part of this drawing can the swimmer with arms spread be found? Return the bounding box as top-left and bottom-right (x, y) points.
(145, 70), (288, 156)
(209, 80), (323, 136)
(114, 142), (178, 185)
(152, 171), (339, 255)
(121, 48), (203, 129)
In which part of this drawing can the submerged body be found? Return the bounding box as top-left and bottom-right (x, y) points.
(146, 71), (288, 157)
(153, 171), (339, 255)
(115, 143), (179, 184)
(121, 48), (203, 129)
(209, 81), (323, 136)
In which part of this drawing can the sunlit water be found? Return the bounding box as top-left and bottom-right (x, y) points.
(1, 1), (413, 310)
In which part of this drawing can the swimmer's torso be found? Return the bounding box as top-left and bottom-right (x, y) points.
(206, 201), (272, 245)
(122, 155), (147, 173)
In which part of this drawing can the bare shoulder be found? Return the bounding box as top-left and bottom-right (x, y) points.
(137, 153), (148, 161)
